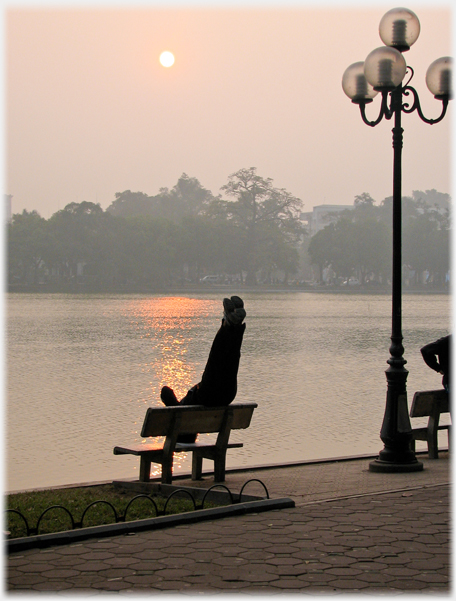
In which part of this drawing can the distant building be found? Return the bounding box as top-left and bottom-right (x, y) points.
(301, 204), (353, 236)
(5, 194), (12, 223)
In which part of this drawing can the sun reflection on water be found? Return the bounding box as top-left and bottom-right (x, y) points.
(131, 297), (213, 396)
(127, 296), (218, 475)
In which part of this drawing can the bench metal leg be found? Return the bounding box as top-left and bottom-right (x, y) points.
(428, 438), (439, 459)
(192, 454), (203, 480)
(214, 452), (227, 482)
(427, 415), (439, 459)
(139, 457), (151, 482)
(161, 457), (173, 484)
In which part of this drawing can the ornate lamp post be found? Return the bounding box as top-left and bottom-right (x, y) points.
(342, 7), (452, 473)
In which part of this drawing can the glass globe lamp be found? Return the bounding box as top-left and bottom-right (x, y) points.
(426, 57), (452, 99)
(364, 46), (407, 92)
(379, 7), (420, 52)
(342, 62), (379, 103)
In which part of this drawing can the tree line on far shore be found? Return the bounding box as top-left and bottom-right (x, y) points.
(308, 190), (450, 288)
(7, 169), (451, 290)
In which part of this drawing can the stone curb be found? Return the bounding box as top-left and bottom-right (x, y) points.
(6, 496), (295, 554)
(296, 481), (450, 506)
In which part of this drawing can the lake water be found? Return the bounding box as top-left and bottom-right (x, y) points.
(5, 291), (451, 492)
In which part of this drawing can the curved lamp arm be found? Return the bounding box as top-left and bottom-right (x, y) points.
(402, 85), (449, 124)
(358, 91), (393, 127)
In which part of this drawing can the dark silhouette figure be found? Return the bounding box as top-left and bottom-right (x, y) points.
(420, 334), (451, 393)
(160, 296), (247, 442)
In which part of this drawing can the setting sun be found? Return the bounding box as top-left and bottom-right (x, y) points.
(159, 51), (175, 68)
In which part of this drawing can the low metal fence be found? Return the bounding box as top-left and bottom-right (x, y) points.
(5, 479), (269, 538)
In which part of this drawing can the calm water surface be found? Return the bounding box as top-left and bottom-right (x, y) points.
(6, 291), (451, 492)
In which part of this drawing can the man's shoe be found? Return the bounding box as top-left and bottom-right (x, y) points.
(160, 386), (179, 406)
(231, 296), (246, 322)
(223, 298), (245, 325)
(223, 297), (235, 323)
(231, 296), (244, 309)
(234, 307), (246, 323)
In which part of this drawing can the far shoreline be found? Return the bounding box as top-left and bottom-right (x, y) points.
(6, 284), (451, 296)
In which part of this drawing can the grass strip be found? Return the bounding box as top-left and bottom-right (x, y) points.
(6, 483), (219, 539)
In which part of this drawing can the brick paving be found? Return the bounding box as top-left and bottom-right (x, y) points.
(6, 453), (451, 594)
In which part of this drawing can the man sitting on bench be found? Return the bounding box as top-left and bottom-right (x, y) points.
(421, 334), (451, 394)
(160, 296), (247, 442)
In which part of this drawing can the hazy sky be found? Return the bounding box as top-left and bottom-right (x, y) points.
(4, 1), (454, 218)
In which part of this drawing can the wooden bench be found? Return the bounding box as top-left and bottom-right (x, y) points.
(410, 389), (451, 459)
(114, 402), (257, 484)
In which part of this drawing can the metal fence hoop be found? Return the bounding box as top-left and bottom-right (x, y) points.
(163, 489), (197, 514)
(201, 484), (234, 507)
(81, 500), (119, 527)
(5, 509), (31, 537)
(239, 479), (269, 501)
(36, 505), (75, 534)
(124, 495), (159, 521)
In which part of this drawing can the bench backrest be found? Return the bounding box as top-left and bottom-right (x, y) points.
(140, 403), (258, 437)
(410, 390), (449, 418)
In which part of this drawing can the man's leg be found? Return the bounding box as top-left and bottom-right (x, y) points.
(159, 385), (199, 442)
(159, 296), (246, 440)
(160, 384), (199, 406)
(160, 296), (246, 408)
(195, 297), (246, 407)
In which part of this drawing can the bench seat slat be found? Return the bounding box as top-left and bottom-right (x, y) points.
(113, 443), (164, 456)
(175, 442), (243, 449)
(409, 425), (450, 440)
(114, 442), (243, 455)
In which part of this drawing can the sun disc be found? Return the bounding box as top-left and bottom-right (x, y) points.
(160, 51), (175, 68)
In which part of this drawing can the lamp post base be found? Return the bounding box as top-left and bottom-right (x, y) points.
(370, 363), (423, 473)
(369, 458), (423, 473)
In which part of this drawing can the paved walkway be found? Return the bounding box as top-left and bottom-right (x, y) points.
(6, 452), (451, 594)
